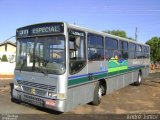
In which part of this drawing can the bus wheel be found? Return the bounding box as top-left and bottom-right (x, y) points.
(92, 82), (102, 105)
(11, 98), (21, 104)
(134, 72), (142, 86)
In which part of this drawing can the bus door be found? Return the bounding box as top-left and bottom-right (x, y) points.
(68, 29), (88, 85)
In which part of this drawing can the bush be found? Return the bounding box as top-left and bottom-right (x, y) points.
(1, 54), (8, 62)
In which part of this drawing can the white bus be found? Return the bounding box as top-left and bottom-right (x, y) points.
(12, 22), (150, 112)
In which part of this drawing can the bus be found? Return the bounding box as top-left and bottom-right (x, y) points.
(12, 22), (150, 112)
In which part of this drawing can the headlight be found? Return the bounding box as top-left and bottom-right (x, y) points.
(14, 84), (22, 90)
(14, 80), (22, 90)
(48, 92), (56, 98)
(47, 92), (65, 99)
(57, 93), (65, 99)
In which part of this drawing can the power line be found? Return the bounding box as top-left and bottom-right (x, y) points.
(4, 35), (15, 42)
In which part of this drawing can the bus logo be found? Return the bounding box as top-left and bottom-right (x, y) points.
(31, 88), (36, 95)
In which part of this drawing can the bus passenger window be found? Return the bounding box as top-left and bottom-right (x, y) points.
(105, 37), (118, 60)
(88, 34), (104, 61)
(118, 40), (128, 59)
(136, 44), (143, 59)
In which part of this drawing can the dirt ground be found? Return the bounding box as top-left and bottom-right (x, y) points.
(0, 73), (159, 120)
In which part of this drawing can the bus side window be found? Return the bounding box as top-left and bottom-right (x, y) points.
(119, 40), (128, 59)
(146, 46), (150, 58)
(128, 42), (136, 59)
(136, 44), (142, 59)
(105, 37), (118, 60)
(88, 34), (104, 61)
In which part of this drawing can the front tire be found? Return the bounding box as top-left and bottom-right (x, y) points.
(134, 72), (142, 86)
(92, 82), (103, 105)
(11, 97), (21, 104)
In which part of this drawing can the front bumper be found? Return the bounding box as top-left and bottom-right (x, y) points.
(12, 89), (66, 112)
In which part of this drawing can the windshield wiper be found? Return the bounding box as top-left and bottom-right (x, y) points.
(36, 66), (48, 75)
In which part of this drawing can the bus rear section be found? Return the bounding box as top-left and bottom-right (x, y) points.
(64, 23), (150, 111)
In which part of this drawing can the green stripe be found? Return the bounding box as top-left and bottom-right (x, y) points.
(68, 73), (107, 86)
(95, 73), (107, 79)
(108, 66), (128, 72)
(68, 66), (147, 86)
(68, 77), (88, 86)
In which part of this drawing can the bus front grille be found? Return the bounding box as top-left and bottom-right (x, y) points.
(17, 80), (56, 91)
(23, 94), (44, 107)
(23, 86), (46, 96)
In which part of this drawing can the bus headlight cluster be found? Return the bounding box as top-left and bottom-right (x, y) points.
(14, 84), (22, 90)
(57, 93), (65, 99)
(14, 80), (22, 90)
(47, 92), (65, 99)
(48, 92), (56, 98)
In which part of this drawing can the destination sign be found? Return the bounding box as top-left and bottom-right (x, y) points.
(16, 23), (64, 37)
(69, 29), (85, 37)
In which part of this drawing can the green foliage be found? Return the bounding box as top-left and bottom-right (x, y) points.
(103, 30), (134, 40)
(146, 37), (160, 63)
(103, 30), (127, 38)
(127, 37), (134, 40)
(1, 54), (8, 62)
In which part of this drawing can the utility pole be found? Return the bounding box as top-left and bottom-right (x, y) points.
(135, 27), (138, 41)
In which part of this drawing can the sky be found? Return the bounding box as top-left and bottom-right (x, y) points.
(0, 0), (160, 43)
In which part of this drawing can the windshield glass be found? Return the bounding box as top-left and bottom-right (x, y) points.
(16, 36), (66, 75)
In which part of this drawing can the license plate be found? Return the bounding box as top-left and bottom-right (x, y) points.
(45, 99), (56, 106)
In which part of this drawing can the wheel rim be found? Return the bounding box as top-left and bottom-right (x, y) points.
(138, 75), (141, 83)
(98, 86), (102, 99)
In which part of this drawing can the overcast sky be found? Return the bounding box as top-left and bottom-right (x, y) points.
(0, 0), (160, 43)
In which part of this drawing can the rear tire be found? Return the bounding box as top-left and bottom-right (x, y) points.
(11, 97), (21, 104)
(134, 72), (142, 86)
(92, 82), (103, 105)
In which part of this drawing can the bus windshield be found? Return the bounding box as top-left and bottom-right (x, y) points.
(15, 36), (66, 75)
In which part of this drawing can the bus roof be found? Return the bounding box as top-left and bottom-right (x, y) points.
(16, 22), (149, 47)
(66, 22), (149, 47)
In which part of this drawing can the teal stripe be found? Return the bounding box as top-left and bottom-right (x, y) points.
(68, 76), (88, 86)
(68, 72), (107, 86)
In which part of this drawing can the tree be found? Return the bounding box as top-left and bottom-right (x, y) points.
(1, 54), (8, 62)
(103, 30), (134, 40)
(146, 37), (160, 63)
